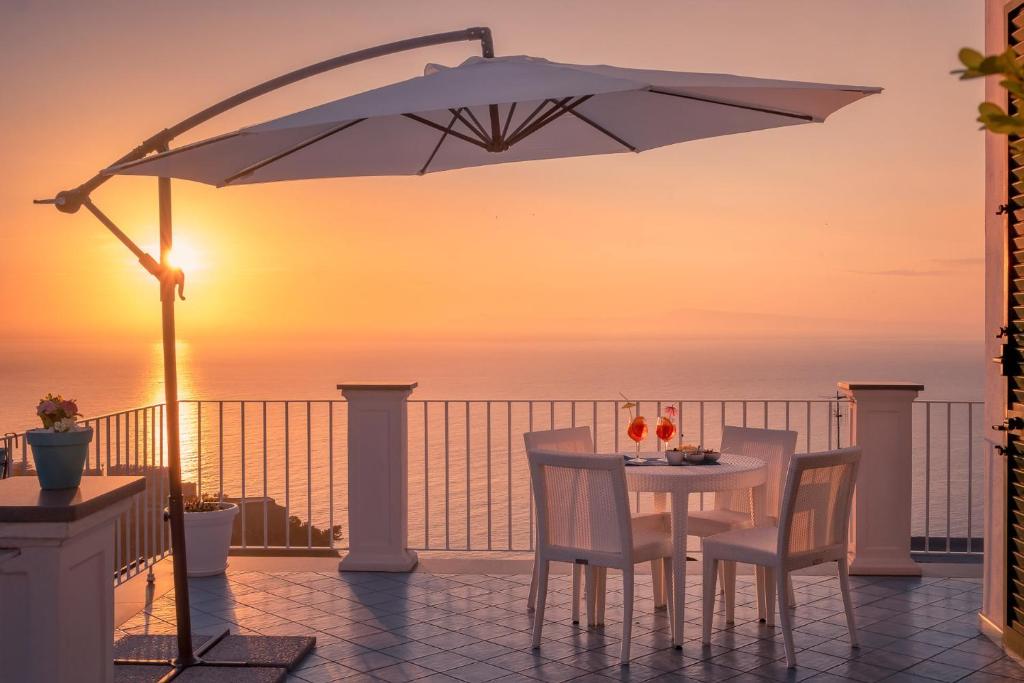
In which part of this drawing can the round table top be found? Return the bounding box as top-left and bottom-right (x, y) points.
(623, 452), (768, 493)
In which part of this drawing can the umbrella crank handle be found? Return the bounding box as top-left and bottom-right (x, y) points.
(139, 253), (186, 301)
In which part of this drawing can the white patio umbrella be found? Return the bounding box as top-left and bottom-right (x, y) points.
(107, 54), (879, 185)
(35, 27), (879, 682)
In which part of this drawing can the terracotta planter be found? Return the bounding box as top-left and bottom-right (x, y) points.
(180, 502), (238, 577)
(25, 427), (93, 490)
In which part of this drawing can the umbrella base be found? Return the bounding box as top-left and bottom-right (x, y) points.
(113, 631), (314, 682)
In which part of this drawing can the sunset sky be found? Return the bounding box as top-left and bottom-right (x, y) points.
(0, 1), (984, 346)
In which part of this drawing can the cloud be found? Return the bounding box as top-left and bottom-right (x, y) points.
(850, 257), (983, 277)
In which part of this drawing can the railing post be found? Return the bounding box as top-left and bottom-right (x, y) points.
(338, 382), (418, 572)
(838, 381), (923, 575)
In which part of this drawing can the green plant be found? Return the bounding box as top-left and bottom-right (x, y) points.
(183, 493), (225, 513)
(955, 47), (1024, 147)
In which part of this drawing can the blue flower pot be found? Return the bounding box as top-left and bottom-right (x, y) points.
(26, 427), (93, 490)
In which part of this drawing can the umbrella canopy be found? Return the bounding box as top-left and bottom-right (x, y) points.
(106, 55), (880, 185)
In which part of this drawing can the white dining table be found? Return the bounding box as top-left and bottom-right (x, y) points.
(624, 453), (768, 646)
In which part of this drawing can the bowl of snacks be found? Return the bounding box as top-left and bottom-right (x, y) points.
(684, 449), (707, 464)
(665, 443), (698, 466)
(702, 449), (722, 463)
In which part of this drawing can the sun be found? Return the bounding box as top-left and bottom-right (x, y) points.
(148, 239), (203, 272)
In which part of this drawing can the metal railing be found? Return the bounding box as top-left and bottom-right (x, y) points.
(1, 395), (985, 576)
(911, 401), (985, 558)
(3, 405), (169, 585)
(406, 398), (850, 552)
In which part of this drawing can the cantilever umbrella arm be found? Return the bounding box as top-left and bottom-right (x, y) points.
(33, 26), (496, 681)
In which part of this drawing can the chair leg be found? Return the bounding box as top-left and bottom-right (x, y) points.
(702, 555), (718, 645)
(718, 562), (726, 596)
(571, 563), (582, 625)
(755, 566), (766, 622)
(838, 557), (859, 648)
(786, 574), (796, 608)
(596, 567), (607, 626)
(764, 567), (776, 627)
(662, 557), (675, 643)
(532, 559), (550, 649)
(527, 550), (538, 612)
(723, 561), (737, 624)
(651, 559), (666, 609)
(586, 566), (597, 628)
(620, 567), (634, 665)
(777, 569), (796, 668)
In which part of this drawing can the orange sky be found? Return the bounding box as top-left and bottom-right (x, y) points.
(0, 1), (984, 346)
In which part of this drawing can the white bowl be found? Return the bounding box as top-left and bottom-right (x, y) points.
(684, 451), (706, 464)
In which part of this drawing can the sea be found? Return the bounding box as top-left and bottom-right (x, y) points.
(0, 336), (986, 550)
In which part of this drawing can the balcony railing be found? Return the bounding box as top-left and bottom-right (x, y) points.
(2, 405), (170, 586)
(0, 395), (984, 582)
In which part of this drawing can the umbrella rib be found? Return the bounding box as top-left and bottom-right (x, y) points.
(447, 108), (490, 144)
(506, 99), (555, 141)
(553, 102), (637, 152)
(104, 131), (245, 173)
(460, 107), (492, 144)
(647, 88), (814, 121)
(402, 114), (489, 149)
(420, 111), (461, 175)
(506, 96), (589, 146)
(500, 101), (518, 141)
(221, 118), (366, 185)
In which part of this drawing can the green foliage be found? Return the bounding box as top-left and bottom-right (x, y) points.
(183, 493), (226, 513)
(955, 46), (1024, 149)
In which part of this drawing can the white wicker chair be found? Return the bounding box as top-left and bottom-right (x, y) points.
(687, 426), (798, 621)
(527, 449), (674, 665)
(702, 447), (861, 668)
(523, 428), (668, 622)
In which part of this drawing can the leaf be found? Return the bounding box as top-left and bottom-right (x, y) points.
(979, 101), (1006, 117)
(959, 47), (984, 69)
(1003, 79), (1024, 99)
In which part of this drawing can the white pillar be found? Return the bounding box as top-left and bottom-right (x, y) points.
(338, 382), (418, 572)
(838, 381), (923, 576)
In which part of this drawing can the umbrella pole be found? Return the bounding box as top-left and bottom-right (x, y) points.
(157, 174), (198, 668)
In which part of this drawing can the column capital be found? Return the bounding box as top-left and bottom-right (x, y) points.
(339, 382), (417, 393)
(838, 381), (924, 395)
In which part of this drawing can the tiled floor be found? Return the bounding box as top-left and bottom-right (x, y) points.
(117, 567), (1021, 682)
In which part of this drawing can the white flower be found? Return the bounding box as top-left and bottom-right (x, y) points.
(53, 416), (77, 433)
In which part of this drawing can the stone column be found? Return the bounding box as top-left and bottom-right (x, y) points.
(838, 381), (923, 576)
(338, 382), (418, 572)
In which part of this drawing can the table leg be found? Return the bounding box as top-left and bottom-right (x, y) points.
(751, 483), (768, 622)
(671, 491), (688, 648)
(651, 492), (668, 608)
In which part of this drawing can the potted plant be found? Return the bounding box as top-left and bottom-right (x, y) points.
(180, 494), (239, 577)
(25, 394), (92, 490)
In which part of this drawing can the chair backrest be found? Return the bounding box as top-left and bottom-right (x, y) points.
(523, 426), (594, 454)
(527, 449), (632, 564)
(717, 426), (798, 517)
(777, 447), (861, 564)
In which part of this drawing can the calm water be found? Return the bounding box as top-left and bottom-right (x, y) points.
(0, 336), (983, 431)
(0, 336), (985, 549)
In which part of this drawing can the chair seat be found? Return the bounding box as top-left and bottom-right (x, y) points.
(631, 512), (673, 564)
(702, 526), (779, 565)
(687, 509), (755, 537)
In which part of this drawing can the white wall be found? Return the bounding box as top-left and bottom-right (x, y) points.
(983, 0), (1009, 636)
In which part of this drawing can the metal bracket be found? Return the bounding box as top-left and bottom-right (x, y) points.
(997, 203), (1010, 215)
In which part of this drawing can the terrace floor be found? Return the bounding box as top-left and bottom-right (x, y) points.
(116, 559), (1020, 683)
